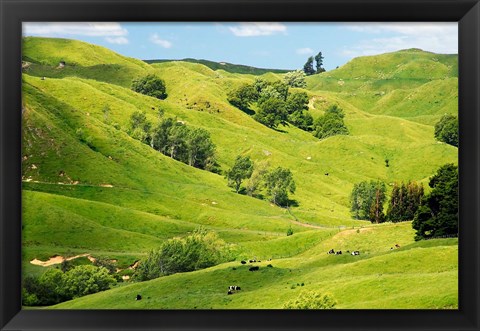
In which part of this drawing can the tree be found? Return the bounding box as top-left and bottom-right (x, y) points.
(264, 167), (296, 206)
(350, 180), (386, 222)
(283, 70), (307, 88)
(245, 161), (269, 197)
(151, 117), (175, 154)
(129, 110), (152, 144)
(225, 155), (254, 193)
(412, 164), (458, 240)
(313, 104), (349, 139)
(131, 74), (167, 99)
(303, 56), (315, 76)
(63, 265), (116, 299)
(135, 228), (231, 281)
(254, 98), (288, 129)
(186, 128), (216, 169)
(387, 181), (424, 222)
(314, 52), (325, 73)
(434, 114), (458, 147)
(286, 91), (313, 130)
(369, 181), (387, 224)
(227, 83), (258, 111)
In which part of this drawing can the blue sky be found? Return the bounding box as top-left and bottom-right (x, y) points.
(23, 22), (458, 70)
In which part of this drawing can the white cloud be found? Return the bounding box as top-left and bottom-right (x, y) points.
(149, 33), (172, 48)
(23, 22), (129, 44)
(228, 23), (287, 37)
(105, 37), (129, 45)
(24, 22), (127, 37)
(296, 47), (314, 55)
(340, 22), (457, 57)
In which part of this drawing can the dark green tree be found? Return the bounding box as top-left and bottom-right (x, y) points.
(303, 56), (315, 76)
(368, 181), (387, 224)
(135, 228), (230, 281)
(63, 265), (116, 299)
(285, 91), (313, 130)
(412, 164), (458, 240)
(313, 104), (349, 139)
(314, 52), (325, 73)
(131, 74), (167, 99)
(434, 114), (458, 147)
(254, 98), (288, 129)
(227, 83), (258, 111)
(264, 167), (296, 206)
(225, 155), (254, 193)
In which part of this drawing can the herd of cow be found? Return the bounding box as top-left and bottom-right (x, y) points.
(327, 249), (360, 255)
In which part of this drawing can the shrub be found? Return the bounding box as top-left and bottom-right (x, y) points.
(135, 228), (233, 281)
(283, 291), (337, 309)
(63, 265), (116, 298)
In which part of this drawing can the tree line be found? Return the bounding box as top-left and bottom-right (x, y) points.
(350, 163), (458, 240)
(128, 111), (219, 173)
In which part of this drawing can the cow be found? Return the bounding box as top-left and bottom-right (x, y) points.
(228, 286), (241, 291)
(249, 259), (256, 263)
(328, 249), (335, 254)
(249, 266), (259, 271)
(395, 244), (401, 249)
(335, 251), (342, 255)
(241, 260), (247, 264)
(136, 294), (142, 300)
(325, 173), (329, 176)
(351, 251), (360, 256)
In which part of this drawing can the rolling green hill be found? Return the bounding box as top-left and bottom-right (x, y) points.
(144, 58), (291, 75)
(21, 37), (458, 309)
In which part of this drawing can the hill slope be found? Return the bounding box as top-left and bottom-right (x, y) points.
(21, 38), (458, 309)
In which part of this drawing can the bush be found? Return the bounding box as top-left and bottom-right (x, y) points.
(135, 228), (233, 281)
(313, 104), (349, 140)
(283, 291), (337, 309)
(131, 74), (167, 100)
(434, 114), (458, 147)
(63, 265), (116, 298)
(286, 226), (294, 236)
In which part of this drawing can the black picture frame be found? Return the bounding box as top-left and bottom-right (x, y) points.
(1, 0), (479, 330)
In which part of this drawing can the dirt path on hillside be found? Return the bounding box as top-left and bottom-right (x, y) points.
(291, 219), (344, 230)
(30, 253), (96, 267)
(22, 179), (114, 188)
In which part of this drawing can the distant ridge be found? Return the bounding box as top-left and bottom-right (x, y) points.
(144, 58), (292, 75)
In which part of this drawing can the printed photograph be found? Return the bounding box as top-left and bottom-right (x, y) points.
(21, 22), (458, 309)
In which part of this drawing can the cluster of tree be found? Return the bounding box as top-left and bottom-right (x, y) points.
(134, 228), (233, 281)
(350, 180), (387, 223)
(131, 74), (167, 100)
(128, 111), (218, 172)
(313, 104), (349, 140)
(413, 164), (458, 240)
(22, 265), (116, 306)
(434, 114), (458, 147)
(350, 164), (458, 240)
(386, 181), (424, 223)
(225, 156), (296, 207)
(227, 78), (312, 131)
(303, 52), (325, 76)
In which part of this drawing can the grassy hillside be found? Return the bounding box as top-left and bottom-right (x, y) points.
(51, 222), (457, 309)
(21, 37), (458, 309)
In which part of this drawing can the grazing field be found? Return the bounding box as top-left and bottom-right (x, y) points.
(21, 37), (457, 309)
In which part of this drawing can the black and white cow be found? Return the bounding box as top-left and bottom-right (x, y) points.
(328, 249), (335, 254)
(228, 286), (241, 291)
(351, 251), (360, 256)
(136, 294), (142, 300)
(241, 260), (247, 264)
(335, 251), (342, 255)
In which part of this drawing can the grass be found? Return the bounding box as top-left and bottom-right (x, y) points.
(21, 37), (458, 309)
